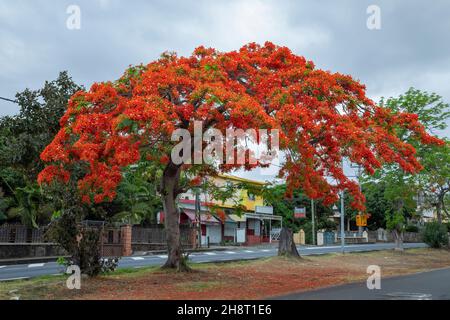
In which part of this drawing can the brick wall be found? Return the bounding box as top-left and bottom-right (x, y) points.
(120, 225), (132, 256)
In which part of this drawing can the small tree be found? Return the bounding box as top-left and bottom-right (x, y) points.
(363, 89), (448, 235)
(0, 72), (83, 226)
(422, 222), (449, 248)
(386, 211), (406, 251)
(416, 141), (450, 223)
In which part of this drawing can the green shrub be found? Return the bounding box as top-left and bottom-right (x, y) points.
(421, 222), (449, 248)
(405, 224), (419, 233)
(445, 222), (450, 233)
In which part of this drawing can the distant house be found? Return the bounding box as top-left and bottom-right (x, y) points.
(177, 174), (282, 246)
(177, 199), (222, 245)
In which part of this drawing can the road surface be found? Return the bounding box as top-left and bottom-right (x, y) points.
(274, 266), (450, 300)
(0, 242), (426, 281)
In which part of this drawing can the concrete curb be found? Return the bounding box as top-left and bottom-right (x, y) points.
(0, 256), (70, 266)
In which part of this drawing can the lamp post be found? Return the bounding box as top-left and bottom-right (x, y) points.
(340, 190), (345, 254)
(311, 199), (315, 245)
(339, 158), (346, 254)
(194, 188), (201, 248)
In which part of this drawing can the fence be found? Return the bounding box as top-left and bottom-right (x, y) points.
(0, 224), (47, 243)
(403, 231), (422, 243)
(101, 226), (124, 257)
(270, 228), (281, 241)
(132, 225), (194, 247)
(368, 228), (422, 243)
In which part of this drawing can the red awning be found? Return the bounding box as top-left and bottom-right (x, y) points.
(182, 209), (221, 225)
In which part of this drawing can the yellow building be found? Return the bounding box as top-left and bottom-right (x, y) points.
(178, 174), (281, 246)
(207, 174), (265, 212)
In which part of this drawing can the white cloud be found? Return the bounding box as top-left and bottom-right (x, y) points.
(200, 0), (330, 51)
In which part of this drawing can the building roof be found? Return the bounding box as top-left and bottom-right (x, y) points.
(181, 209), (221, 225)
(228, 214), (246, 222)
(217, 174), (266, 186)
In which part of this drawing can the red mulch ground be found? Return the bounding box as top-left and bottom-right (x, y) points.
(4, 248), (450, 300)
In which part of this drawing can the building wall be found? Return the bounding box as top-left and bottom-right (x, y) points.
(247, 219), (261, 236)
(179, 174), (265, 212)
(206, 225), (222, 244)
(224, 222), (236, 240)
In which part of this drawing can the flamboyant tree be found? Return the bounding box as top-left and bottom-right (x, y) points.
(38, 42), (442, 270)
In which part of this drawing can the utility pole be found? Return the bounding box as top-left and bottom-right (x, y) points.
(311, 199), (315, 245)
(357, 165), (363, 235)
(195, 188), (202, 248)
(340, 189), (345, 254)
(340, 158), (345, 254)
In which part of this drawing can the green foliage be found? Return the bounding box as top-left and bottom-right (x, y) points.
(421, 222), (449, 248)
(112, 163), (162, 225)
(361, 181), (388, 229)
(0, 71), (83, 181)
(204, 179), (245, 210)
(46, 204), (119, 276)
(0, 72), (83, 225)
(56, 256), (68, 267)
(380, 88), (450, 141)
(13, 185), (43, 228)
(363, 88), (449, 227)
(386, 211), (406, 232)
(416, 140), (450, 222)
(405, 224), (419, 233)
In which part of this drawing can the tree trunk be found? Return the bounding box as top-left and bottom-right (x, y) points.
(160, 161), (190, 272)
(393, 229), (404, 252)
(278, 227), (300, 257)
(436, 195), (443, 224)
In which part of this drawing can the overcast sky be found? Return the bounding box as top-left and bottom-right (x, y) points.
(1, 0), (449, 180)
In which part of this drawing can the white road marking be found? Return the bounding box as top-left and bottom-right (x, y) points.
(0, 266), (6, 269)
(157, 255), (168, 259)
(28, 263), (45, 268)
(204, 252), (217, 255)
(304, 246), (366, 250)
(0, 277), (29, 282)
(131, 257), (145, 261)
(225, 251), (236, 254)
(261, 249), (271, 252)
(244, 250), (254, 253)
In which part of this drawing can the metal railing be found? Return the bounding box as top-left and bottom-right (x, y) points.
(270, 228), (281, 241)
(0, 224), (47, 243)
(336, 231), (364, 238)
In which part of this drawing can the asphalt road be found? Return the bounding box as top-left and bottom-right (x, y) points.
(274, 266), (450, 300)
(0, 242), (427, 281)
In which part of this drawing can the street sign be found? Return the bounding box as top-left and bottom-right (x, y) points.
(356, 214), (368, 227)
(294, 207), (306, 218)
(255, 206), (273, 215)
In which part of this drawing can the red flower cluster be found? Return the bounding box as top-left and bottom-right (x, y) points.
(37, 165), (70, 185)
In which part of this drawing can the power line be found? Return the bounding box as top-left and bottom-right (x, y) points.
(0, 96), (18, 104)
